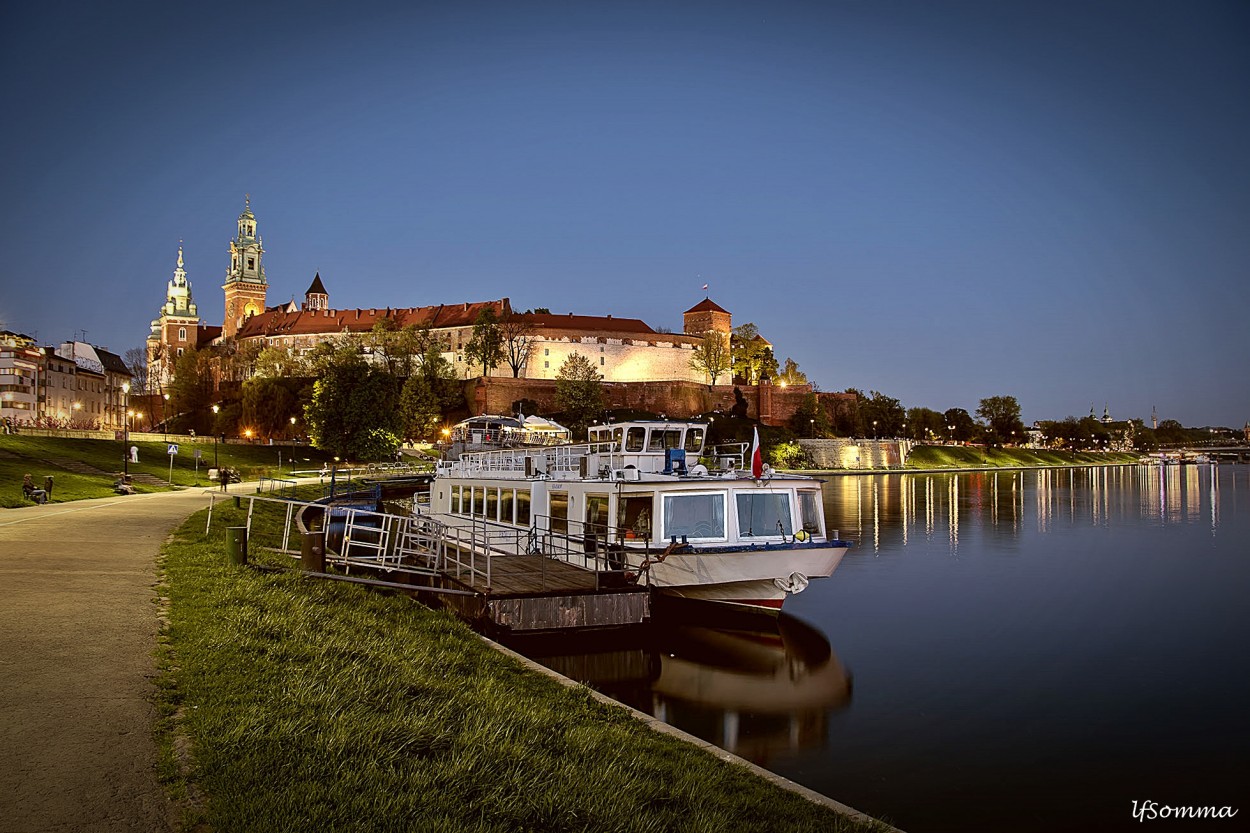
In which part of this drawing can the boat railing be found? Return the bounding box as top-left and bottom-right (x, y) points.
(530, 514), (651, 589)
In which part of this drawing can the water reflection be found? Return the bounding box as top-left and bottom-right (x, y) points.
(825, 463), (1233, 554)
(516, 613), (851, 762)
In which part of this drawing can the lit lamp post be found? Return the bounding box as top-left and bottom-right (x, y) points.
(121, 382), (131, 475)
(162, 393), (170, 440)
(947, 424), (954, 445)
(873, 420), (878, 440)
(211, 404), (220, 468)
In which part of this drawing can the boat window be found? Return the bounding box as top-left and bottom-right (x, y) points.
(662, 492), (725, 540)
(625, 427), (646, 452)
(684, 428), (705, 454)
(550, 492), (569, 536)
(618, 493), (653, 542)
(500, 489), (514, 525)
(484, 488), (498, 522)
(613, 427), (624, 450)
(736, 492), (793, 537)
(585, 493), (609, 536)
(452, 485), (462, 514)
(799, 491), (823, 537)
(470, 487), (482, 516)
(648, 429), (682, 452)
(516, 490), (531, 526)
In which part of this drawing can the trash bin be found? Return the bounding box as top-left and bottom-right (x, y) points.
(226, 526), (248, 566)
(300, 530), (325, 573)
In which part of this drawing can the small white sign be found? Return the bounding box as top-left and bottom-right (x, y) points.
(167, 444), (179, 456)
(194, 448), (202, 459)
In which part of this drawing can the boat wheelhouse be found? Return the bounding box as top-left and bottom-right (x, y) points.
(428, 420), (850, 611)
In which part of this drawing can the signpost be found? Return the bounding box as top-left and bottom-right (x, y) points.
(167, 443), (179, 485)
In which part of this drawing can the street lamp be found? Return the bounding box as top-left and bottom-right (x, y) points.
(122, 382), (131, 475)
(873, 420), (878, 440)
(162, 393), (170, 440)
(211, 404), (220, 467)
(947, 424), (954, 444)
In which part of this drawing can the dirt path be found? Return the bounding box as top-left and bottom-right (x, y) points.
(0, 489), (213, 833)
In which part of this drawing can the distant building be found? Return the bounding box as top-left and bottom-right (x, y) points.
(146, 198), (745, 387)
(1, 331), (131, 429)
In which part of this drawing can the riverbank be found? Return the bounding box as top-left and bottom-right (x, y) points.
(789, 445), (1140, 475)
(156, 502), (895, 832)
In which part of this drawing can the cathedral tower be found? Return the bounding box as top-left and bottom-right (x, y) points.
(222, 195), (268, 338)
(147, 243), (201, 386)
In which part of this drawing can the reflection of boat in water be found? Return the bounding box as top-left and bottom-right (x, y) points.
(518, 612), (850, 760)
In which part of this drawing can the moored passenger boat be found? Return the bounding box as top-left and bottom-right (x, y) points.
(427, 420), (851, 611)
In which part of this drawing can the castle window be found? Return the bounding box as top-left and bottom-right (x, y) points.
(177, 348), (184, 357)
(544, 361), (549, 369)
(178, 327), (187, 341)
(247, 258), (255, 269)
(600, 357), (605, 366)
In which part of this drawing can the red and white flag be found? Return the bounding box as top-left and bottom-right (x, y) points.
(751, 426), (764, 479)
(702, 283), (708, 291)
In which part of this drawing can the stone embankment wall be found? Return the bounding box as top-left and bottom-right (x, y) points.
(797, 438), (913, 469)
(470, 377), (856, 428)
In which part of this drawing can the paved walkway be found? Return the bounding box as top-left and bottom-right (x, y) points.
(0, 487), (220, 833)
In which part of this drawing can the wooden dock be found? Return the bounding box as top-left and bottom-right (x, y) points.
(436, 555), (650, 634)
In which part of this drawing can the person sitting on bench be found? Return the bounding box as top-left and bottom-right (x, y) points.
(113, 474), (137, 495)
(22, 474), (48, 504)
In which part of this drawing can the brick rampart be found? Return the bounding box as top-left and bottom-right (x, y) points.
(471, 377), (854, 428)
(797, 439), (914, 469)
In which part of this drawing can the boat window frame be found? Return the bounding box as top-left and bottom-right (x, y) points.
(798, 490), (824, 538)
(660, 490), (728, 542)
(500, 489), (515, 525)
(516, 489), (531, 527)
(735, 490), (794, 539)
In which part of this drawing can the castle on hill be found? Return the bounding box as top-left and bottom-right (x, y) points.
(146, 199), (754, 391)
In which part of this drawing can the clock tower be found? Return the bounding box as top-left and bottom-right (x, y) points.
(222, 195), (268, 338)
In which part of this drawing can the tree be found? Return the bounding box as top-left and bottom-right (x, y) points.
(776, 358), (807, 386)
(241, 376), (300, 439)
(124, 347), (150, 396)
(554, 352), (604, 438)
(304, 341), (402, 459)
(730, 323), (778, 384)
(689, 331), (731, 386)
(498, 312), (538, 378)
(790, 392), (832, 438)
(943, 408), (977, 443)
(168, 347), (216, 434)
(465, 308), (504, 377)
(977, 395), (1026, 445)
(364, 319), (424, 378)
(860, 391), (905, 438)
(906, 407), (946, 442)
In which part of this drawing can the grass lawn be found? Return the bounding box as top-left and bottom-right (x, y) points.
(0, 434), (340, 507)
(906, 445), (1139, 469)
(156, 504), (893, 832)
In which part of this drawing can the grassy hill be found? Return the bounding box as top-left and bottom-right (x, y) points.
(906, 445), (1139, 469)
(0, 434), (338, 507)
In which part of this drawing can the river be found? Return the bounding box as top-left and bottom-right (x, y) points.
(517, 464), (1250, 832)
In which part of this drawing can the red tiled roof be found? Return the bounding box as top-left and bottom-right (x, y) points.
(683, 297), (729, 315)
(518, 312), (656, 336)
(196, 326), (222, 349)
(234, 299), (512, 339)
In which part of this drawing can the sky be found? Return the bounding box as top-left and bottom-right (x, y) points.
(2, 0), (1247, 428)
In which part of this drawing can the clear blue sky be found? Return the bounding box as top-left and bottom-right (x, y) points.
(2, 0), (1247, 427)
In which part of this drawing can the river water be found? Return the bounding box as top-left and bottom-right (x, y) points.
(518, 464), (1250, 832)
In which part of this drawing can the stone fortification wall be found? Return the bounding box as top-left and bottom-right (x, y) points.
(797, 438), (913, 469)
(525, 336), (705, 384)
(471, 378), (852, 428)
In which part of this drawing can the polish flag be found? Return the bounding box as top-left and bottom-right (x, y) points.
(751, 426), (764, 479)
(702, 283), (709, 291)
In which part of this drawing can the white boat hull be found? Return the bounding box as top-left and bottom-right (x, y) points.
(646, 545), (847, 610)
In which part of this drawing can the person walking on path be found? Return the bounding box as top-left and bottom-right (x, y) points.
(0, 489), (207, 832)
